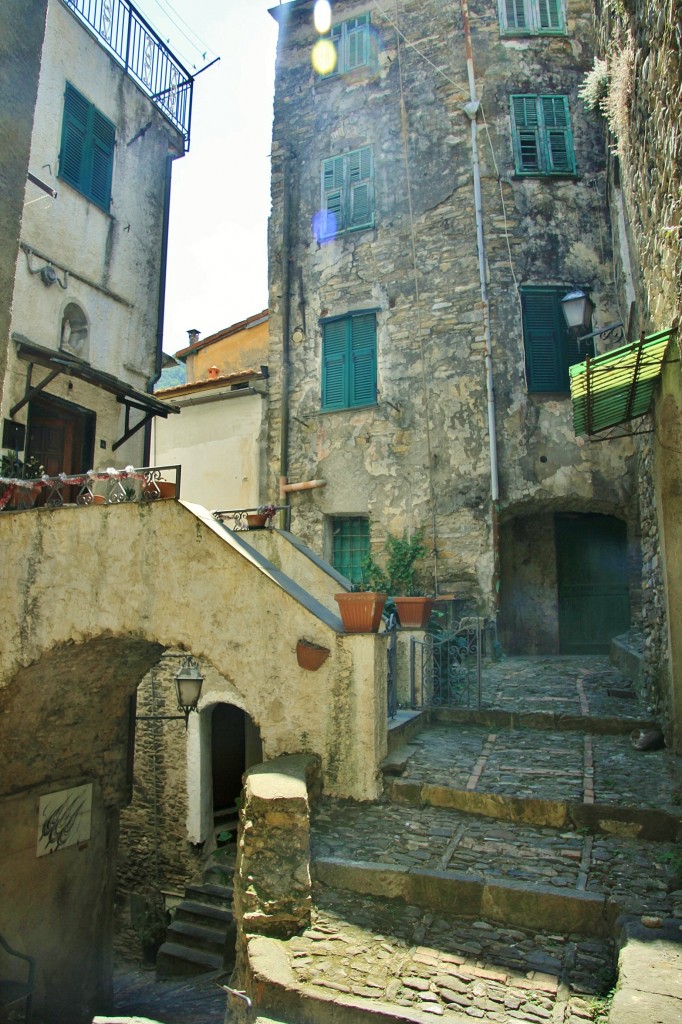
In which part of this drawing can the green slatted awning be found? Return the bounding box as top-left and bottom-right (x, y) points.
(569, 327), (677, 436)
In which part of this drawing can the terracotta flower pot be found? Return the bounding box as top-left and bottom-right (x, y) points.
(246, 513), (269, 529)
(334, 592), (387, 633)
(156, 481), (176, 499)
(393, 596), (435, 629)
(296, 639), (330, 670)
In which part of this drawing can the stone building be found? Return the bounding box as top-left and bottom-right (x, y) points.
(0, 0), (189, 480)
(266, 0), (640, 656)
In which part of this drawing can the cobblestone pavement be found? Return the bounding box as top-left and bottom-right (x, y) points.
(312, 800), (680, 917)
(286, 884), (614, 1022)
(109, 959), (231, 1024)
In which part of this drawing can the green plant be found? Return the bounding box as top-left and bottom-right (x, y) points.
(579, 57), (609, 112)
(135, 903), (168, 948)
(1, 452), (44, 479)
(257, 504), (278, 521)
(361, 529), (427, 595)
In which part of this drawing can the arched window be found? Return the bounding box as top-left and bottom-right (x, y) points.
(60, 302), (89, 361)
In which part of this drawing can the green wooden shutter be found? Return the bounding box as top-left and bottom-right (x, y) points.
(60, 84), (90, 192)
(322, 156), (345, 235)
(322, 320), (348, 409)
(522, 290), (565, 391)
(538, 0), (563, 30)
(541, 96), (574, 173)
(346, 15), (369, 69)
(511, 95), (540, 172)
(90, 108), (115, 208)
(502, 0), (527, 30)
(348, 147), (373, 229)
(350, 314), (377, 406)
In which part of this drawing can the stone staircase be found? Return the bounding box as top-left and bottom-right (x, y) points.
(156, 847), (237, 978)
(235, 657), (682, 1024)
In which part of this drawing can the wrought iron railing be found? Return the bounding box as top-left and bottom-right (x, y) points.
(0, 464), (180, 511)
(64, 0), (193, 148)
(410, 620), (483, 710)
(212, 506), (289, 531)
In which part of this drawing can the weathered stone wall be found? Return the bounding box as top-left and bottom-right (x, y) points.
(266, 0), (638, 628)
(0, 0), (47, 399)
(593, 0), (682, 740)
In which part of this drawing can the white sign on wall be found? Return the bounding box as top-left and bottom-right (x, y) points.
(36, 784), (93, 857)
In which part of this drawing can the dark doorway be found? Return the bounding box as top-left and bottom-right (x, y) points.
(211, 705), (262, 838)
(555, 513), (630, 654)
(27, 394), (95, 476)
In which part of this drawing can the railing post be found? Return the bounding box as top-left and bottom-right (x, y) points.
(124, 0), (132, 73)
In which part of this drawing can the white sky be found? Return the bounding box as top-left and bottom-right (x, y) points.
(136, 0), (281, 354)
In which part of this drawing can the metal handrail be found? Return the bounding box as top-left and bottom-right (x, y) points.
(63, 0), (193, 148)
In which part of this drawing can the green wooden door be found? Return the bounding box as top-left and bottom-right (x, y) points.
(555, 514), (630, 654)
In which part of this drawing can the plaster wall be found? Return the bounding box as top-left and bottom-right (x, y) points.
(266, 0), (637, 614)
(2, 0), (183, 467)
(150, 390), (264, 509)
(186, 317), (269, 382)
(244, 529), (349, 616)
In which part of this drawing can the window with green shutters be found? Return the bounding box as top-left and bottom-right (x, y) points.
(321, 312), (377, 410)
(319, 146), (374, 239)
(331, 517), (370, 585)
(323, 14), (371, 77)
(510, 95), (575, 175)
(499, 0), (565, 34)
(521, 287), (590, 393)
(59, 84), (115, 211)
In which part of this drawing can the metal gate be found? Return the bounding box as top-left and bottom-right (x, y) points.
(410, 621), (482, 709)
(386, 612), (398, 719)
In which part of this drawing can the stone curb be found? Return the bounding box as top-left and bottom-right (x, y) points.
(430, 708), (659, 735)
(608, 916), (682, 1024)
(386, 779), (682, 840)
(313, 858), (617, 938)
(247, 934), (474, 1024)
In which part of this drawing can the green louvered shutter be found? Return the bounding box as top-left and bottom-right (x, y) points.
(90, 108), (115, 208)
(322, 319), (348, 409)
(522, 290), (567, 392)
(322, 156), (345, 235)
(346, 15), (369, 69)
(538, 0), (563, 30)
(511, 95), (540, 173)
(541, 95), (575, 173)
(502, 0), (527, 31)
(348, 147), (373, 229)
(350, 314), (377, 406)
(60, 84), (90, 192)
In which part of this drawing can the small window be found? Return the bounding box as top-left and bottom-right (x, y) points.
(59, 83), (115, 211)
(521, 287), (590, 393)
(332, 517), (370, 585)
(322, 14), (371, 77)
(321, 311), (377, 411)
(510, 95), (576, 175)
(318, 146), (374, 240)
(499, 0), (565, 34)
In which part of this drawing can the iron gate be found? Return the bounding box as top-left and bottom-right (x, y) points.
(410, 621), (482, 709)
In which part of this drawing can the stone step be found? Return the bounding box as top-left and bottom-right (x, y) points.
(156, 940), (224, 978)
(174, 898), (232, 927)
(165, 918), (227, 956)
(184, 881), (232, 908)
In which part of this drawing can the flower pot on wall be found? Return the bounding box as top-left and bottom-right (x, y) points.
(393, 596), (435, 629)
(156, 481), (176, 499)
(296, 639), (331, 670)
(246, 513), (268, 529)
(334, 592), (387, 633)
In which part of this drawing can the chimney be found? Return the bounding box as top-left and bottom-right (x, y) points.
(187, 328), (200, 346)
(207, 365), (220, 380)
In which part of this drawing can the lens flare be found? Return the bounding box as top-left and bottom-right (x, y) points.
(314, 0), (332, 33)
(311, 37), (337, 75)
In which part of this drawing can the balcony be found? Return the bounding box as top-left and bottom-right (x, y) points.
(64, 0), (193, 148)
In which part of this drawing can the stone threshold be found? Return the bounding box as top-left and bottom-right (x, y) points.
(430, 707), (658, 735)
(384, 777), (682, 840)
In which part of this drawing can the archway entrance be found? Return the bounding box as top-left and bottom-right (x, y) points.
(211, 704), (262, 842)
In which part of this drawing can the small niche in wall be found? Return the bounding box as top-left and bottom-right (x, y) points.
(60, 302), (90, 362)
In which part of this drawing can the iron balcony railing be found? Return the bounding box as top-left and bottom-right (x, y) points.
(0, 465), (181, 511)
(63, 0), (193, 148)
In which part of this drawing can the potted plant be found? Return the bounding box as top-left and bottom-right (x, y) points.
(246, 504), (277, 529)
(135, 903), (169, 967)
(334, 586), (388, 633)
(361, 528), (435, 629)
(1, 453), (45, 510)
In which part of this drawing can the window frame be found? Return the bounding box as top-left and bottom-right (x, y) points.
(331, 516), (370, 585)
(319, 146), (374, 240)
(499, 0), (565, 35)
(321, 13), (371, 78)
(58, 83), (115, 211)
(321, 310), (378, 411)
(510, 94), (576, 176)
(520, 286), (591, 394)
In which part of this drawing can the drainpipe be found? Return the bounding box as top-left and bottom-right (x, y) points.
(279, 152), (292, 531)
(144, 153), (175, 467)
(460, 0), (501, 615)
(280, 478), (327, 496)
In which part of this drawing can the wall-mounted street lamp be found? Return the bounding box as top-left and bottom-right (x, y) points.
(136, 655), (204, 730)
(561, 289), (625, 352)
